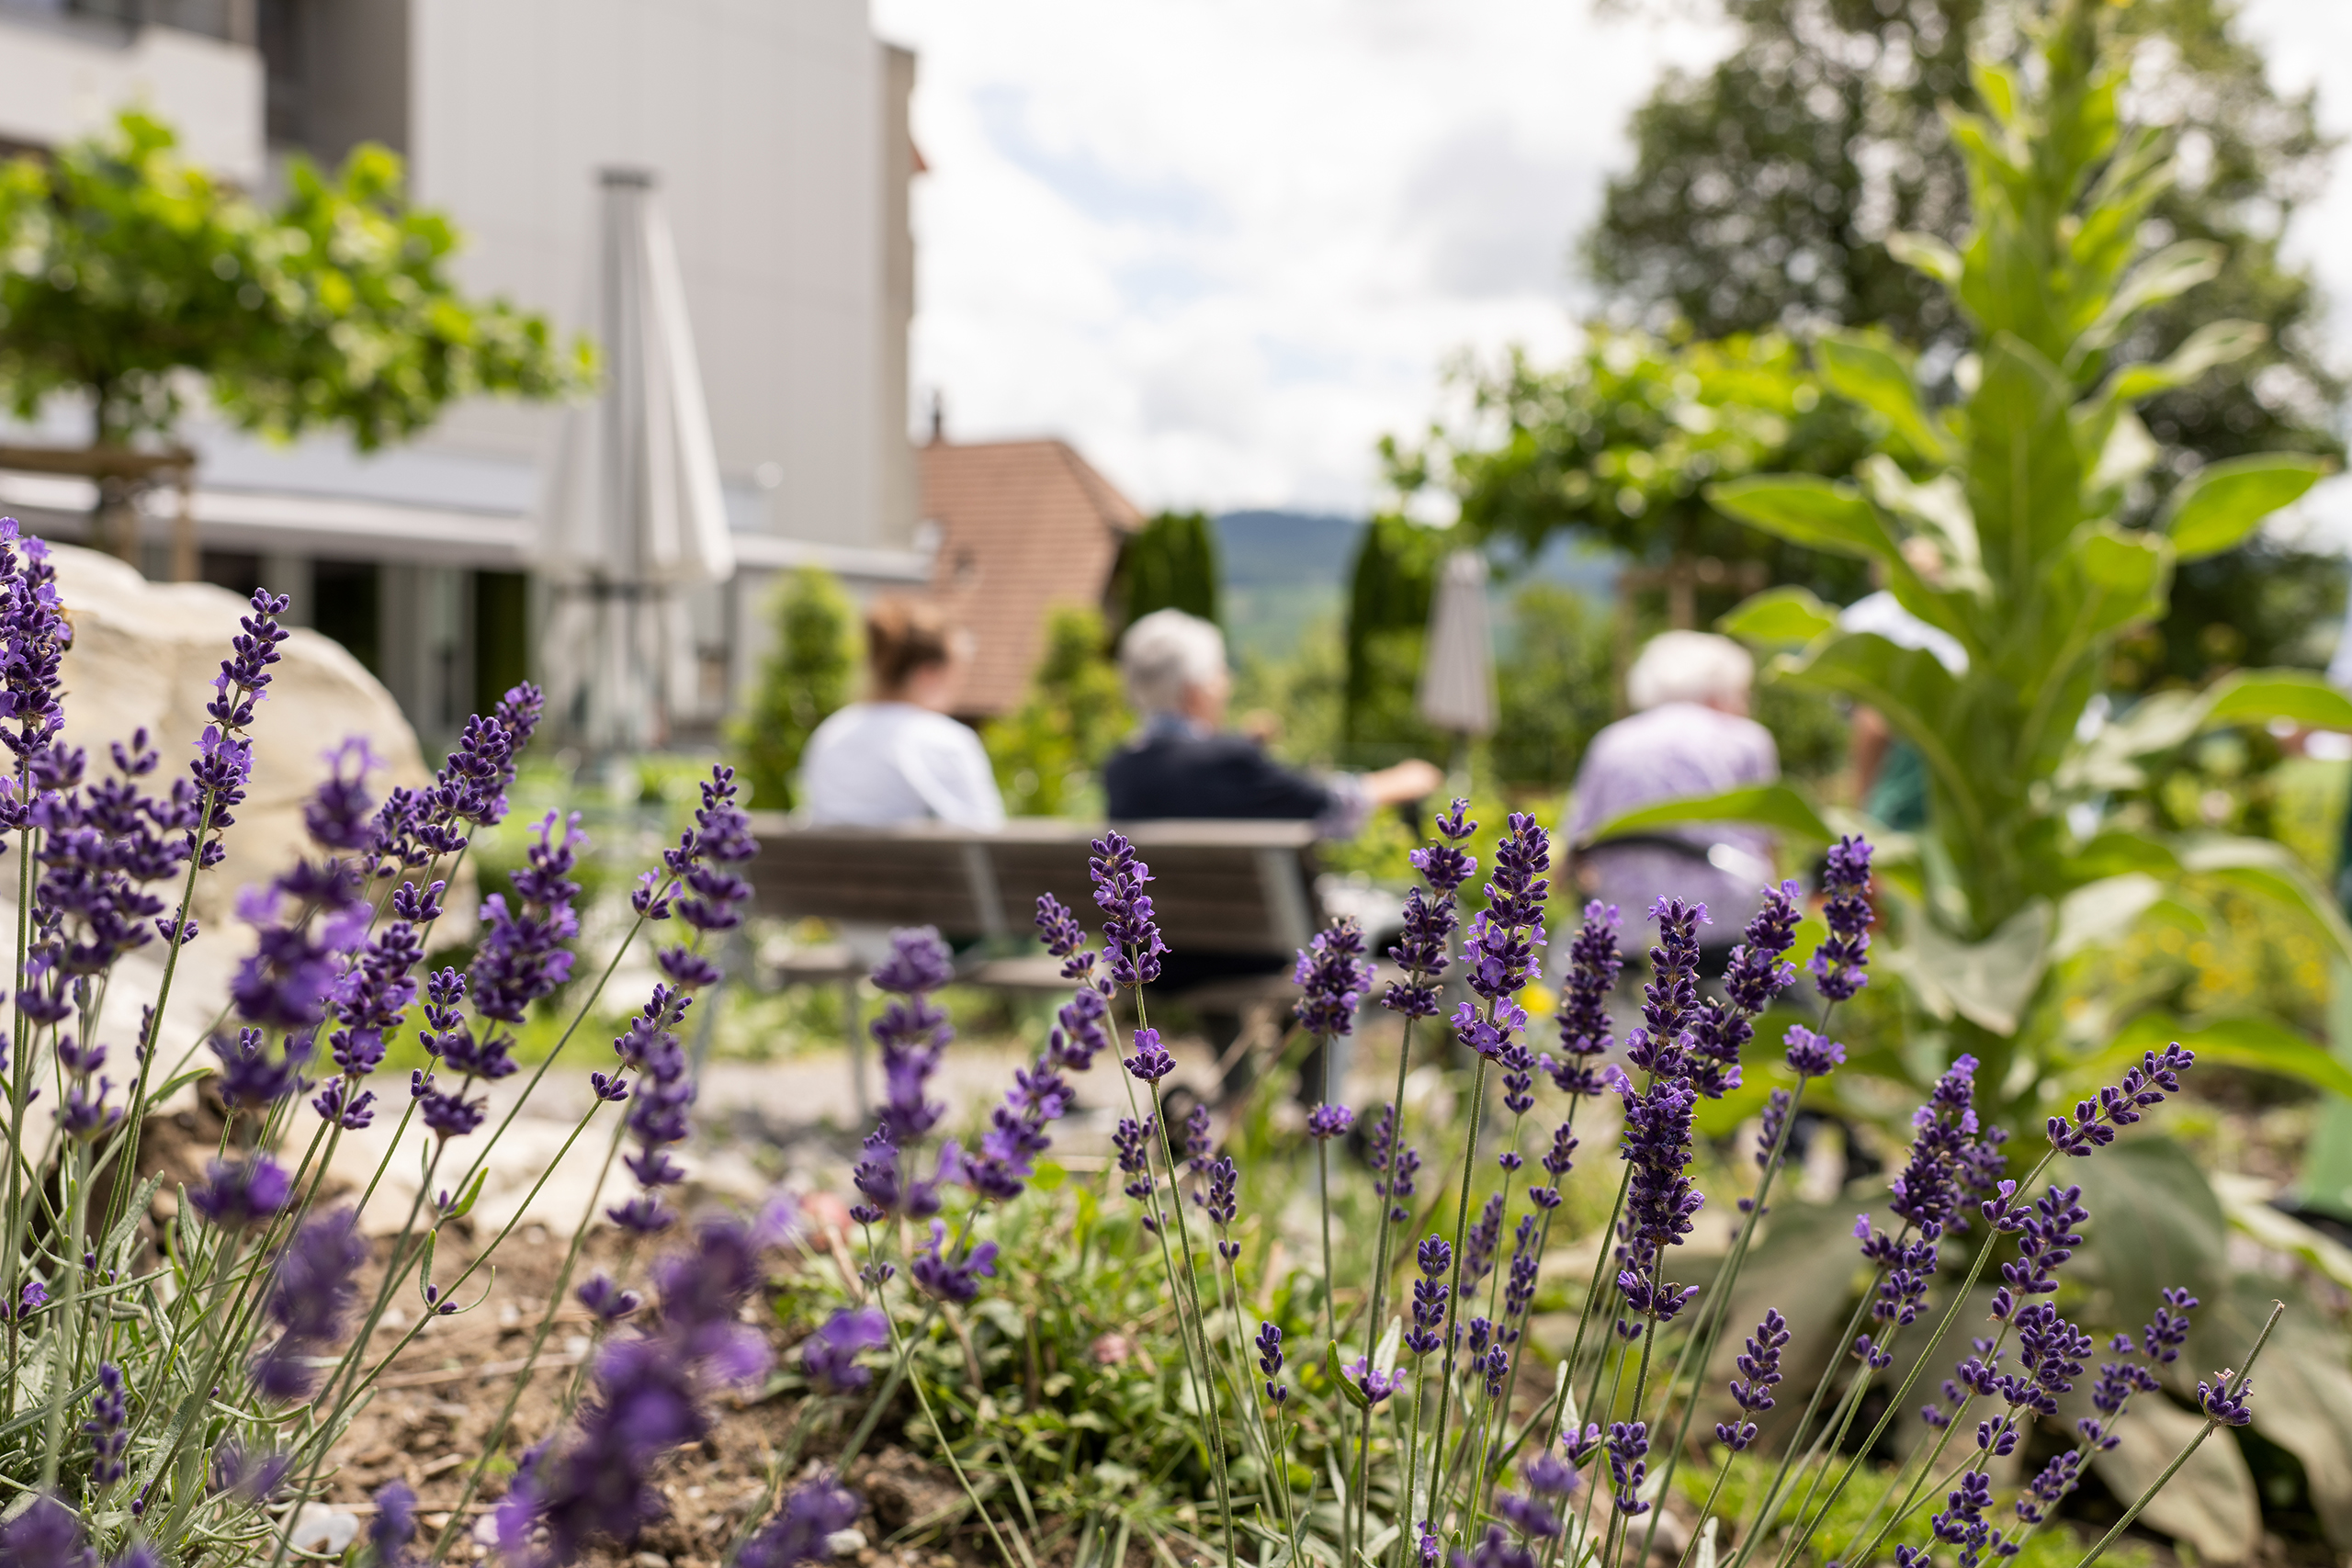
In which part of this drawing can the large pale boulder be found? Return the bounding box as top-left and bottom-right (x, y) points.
(21, 544), (436, 1066)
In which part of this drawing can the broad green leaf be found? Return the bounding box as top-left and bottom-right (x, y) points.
(2102, 318), (2266, 405)
(1585, 783), (1833, 848)
(1965, 333), (2082, 584)
(2211, 1176), (2352, 1295)
(1780, 632), (1979, 837)
(1716, 586), (1837, 649)
(2202, 668), (2352, 731)
(2076, 240), (2224, 354)
(1815, 330), (1951, 461)
(2177, 833), (2352, 964)
(1887, 898), (2051, 1034)
(2082, 405), (2159, 502)
(1327, 1342), (1370, 1410)
(2162, 452), (2331, 559)
(2105, 1010), (2352, 1099)
(2052, 873), (2162, 960)
(2067, 1137), (2230, 1321)
(1885, 230), (1961, 287)
(1859, 456), (1984, 592)
(1704, 475), (1891, 561)
(2187, 1280), (2352, 1551)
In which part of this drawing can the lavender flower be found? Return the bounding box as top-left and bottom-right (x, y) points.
(1783, 1025), (1845, 1080)
(1203, 1154), (1240, 1260)
(872, 928), (952, 1142)
(1496, 1488), (1563, 1541)
(1624, 897), (1705, 1077)
(0, 522), (70, 774)
(1928, 1467), (1995, 1566)
(370, 1480), (418, 1565)
(249, 1207), (366, 1401)
(1462, 813), (1550, 1005)
(1090, 832), (1165, 986)
(84, 1362), (128, 1483)
(1606, 1421), (1650, 1515)
(1452, 1524), (1537, 1568)
(2199, 1371), (2255, 1427)
(1256, 1320), (1287, 1404)
(1343, 1356), (1403, 1404)
(1811, 836), (1873, 1002)
(1306, 1103), (1354, 1139)
(739, 1476), (863, 1568)
(1988, 1183), (2090, 1321)
(1367, 1102), (1420, 1224)
(1124, 1026), (1175, 1084)
(1613, 1074), (1701, 1324)
(2047, 1043), (2194, 1156)
(1546, 901), (1620, 1096)
(1035, 893), (1092, 974)
(185, 588), (292, 868)
(1717, 1309), (1789, 1450)
(1687, 881), (1803, 1098)
(1047, 983), (1112, 1071)
(1463, 1193), (1505, 1288)
(0, 1494), (89, 1568)
(910, 1219), (999, 1304)
(1528, 1119), (1577, 1211)
(575, 1274), (642, 1323)
(1294, 917), (1374, 1038)
(188, 1156), (291, 1229)
(1114, 1116), (1157, 1206)
(803, 1306), (891, 1393)
(1407, 1235), (1451, 1356)
(1385, 800), (1475, 1017)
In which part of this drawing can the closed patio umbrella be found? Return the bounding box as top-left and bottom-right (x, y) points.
(536, 168), (734, 755)
(1417, 548), (1497, 779)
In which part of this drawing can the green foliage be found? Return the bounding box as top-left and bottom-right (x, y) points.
(1385, 330), (1883, 622)
(0, 111), (587, 446)
(1231, 610), (1348, 771)
(729, 569), (857, 812)
(984, 605), (1131, 817)
(1587, 0), (2344, 689)
(1686, 0), (2352, 1134)
(1491, 582), (1614, 791)
(1117, 511), (1221, 627)
(1341, 513), (1449, 762)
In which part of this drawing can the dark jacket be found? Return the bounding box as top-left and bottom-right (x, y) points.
(1103, 730), (1334, 821)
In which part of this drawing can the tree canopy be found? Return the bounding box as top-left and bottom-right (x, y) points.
(0, 111), (588, 449)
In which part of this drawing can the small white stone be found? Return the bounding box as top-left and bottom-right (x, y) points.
(826, 1529), (867, 1557)
(497, 1302), (522, 1329)
(290, 1505), (359, 1555)
(472, 1516), (502, 1547)
(562, 1333), (592, 1357)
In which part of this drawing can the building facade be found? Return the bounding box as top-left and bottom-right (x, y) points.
(0, 0), (928, 750)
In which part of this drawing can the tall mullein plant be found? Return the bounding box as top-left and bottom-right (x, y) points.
(1699, 0), (2351, 1129)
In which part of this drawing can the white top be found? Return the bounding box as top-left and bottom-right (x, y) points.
(798, 702), (1007, 830)
(1840, 590), (1970, 675)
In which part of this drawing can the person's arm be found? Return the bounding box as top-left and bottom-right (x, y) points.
(1361, 759), (1442, 806)
(1849, 705), (1892, 804)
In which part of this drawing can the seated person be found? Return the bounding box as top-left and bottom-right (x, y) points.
(800, 598), (1005, 831)
(1104, 610), (1439, 1102)
(1566, 631), (1779, 958)
(1104, 609), (1440, 828)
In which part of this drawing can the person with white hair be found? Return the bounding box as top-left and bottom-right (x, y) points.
(1565, 629), (1781, 951)
(1104, 609), (1442, 829)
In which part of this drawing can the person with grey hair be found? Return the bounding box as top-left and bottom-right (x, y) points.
(1104, 609), (1441, 829)
(1566, 629), (1781, 955)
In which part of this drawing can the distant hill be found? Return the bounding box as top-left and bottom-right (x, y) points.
(1213, 511), (1363, 662)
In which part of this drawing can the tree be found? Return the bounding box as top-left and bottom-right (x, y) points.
(1340, 513), (1449, 764)
(1586, 0), (2343, 682)
(730, 569), (857, 812)
(0, 111), (587, 555)
(1384, 330), (1884, 627)
(1114, 510), (1221, 627)
(1491, 582), (1616, 791)
(983, 605), (1131, 817)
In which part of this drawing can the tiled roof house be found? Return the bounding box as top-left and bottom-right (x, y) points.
(919, 437), (1143, 719)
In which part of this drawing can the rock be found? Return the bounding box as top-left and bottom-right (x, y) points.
(17, 545), (439, 1077)
(289, 1505), (360, 1555)
(826, 1529), (867, 1558)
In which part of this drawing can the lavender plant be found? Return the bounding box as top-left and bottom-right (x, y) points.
(794, 796), (2282, 1568)
(0, 519), (827, 1568)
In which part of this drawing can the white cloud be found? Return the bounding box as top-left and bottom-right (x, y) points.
(872, 0), (1734, 513)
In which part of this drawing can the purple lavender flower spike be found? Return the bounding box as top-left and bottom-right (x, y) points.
(1367, 1103), (1420, 1223)
(1203, 1153), (1240, 1260)
(738, 1476), (863, 1568)
(1089, 831), (1166, 986)
(1294, 917), (1374, 1038)
(1307, 1102), (1354, 1140)
(1811, 836), (1873, 1002)
(1385, 801), (1475, 1017)
(2048, 1043), (2194, 1156)
(1496, 1488), (1562, 1541)
(1783, 1025), (1845, 1080)
(1124, 1026), (1175, 1084)
(1606, 1421), (1651, 1515)
(1047, 983), (1112, 1070)
(802, 1305), (891, 1393)
(1407, 1235), (1451, 1356)
(188, 1156), (291, 1229)
(1342, 1356), (1403, 1404)
(2199, 1371), (2255, 1427)
(1716, 1308), (1789, 1450)
(84, 1362), (128, 1483)
(1612, 1069), (1702, 1321)
(0, 1494), (89, 1568)
(575, 1273), (643, 1323)
(249, 1206), (366, 1401)
(1255, 1320), (1288, 1404)
(371, 1480), (418, 1564)
(910, 1219), (999, 1304)
(1546, 900), (1620, 1096)
(1687, 880), (1803, 1098)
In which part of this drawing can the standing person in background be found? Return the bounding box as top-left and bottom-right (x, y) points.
(1566, 630), (1779, 965)
(800, 598), (1005, 831)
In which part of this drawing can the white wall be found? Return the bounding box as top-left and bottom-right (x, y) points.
(406, 0), (907, 551)
(0, 19), (263, 185)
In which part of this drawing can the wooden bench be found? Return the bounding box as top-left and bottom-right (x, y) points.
(742, 815), (1328, 1111)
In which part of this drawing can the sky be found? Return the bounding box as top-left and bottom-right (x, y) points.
(874, 0), (2352, 528)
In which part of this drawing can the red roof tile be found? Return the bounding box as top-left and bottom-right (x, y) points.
(921, 438), (1142, 718)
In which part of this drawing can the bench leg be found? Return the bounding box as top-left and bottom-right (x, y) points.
(842, 974), (869, 1124)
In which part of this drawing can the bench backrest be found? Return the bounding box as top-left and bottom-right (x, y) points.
(744, 815), (1319, 957)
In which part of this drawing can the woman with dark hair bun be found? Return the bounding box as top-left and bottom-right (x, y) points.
(798, 597), (1004, 829)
